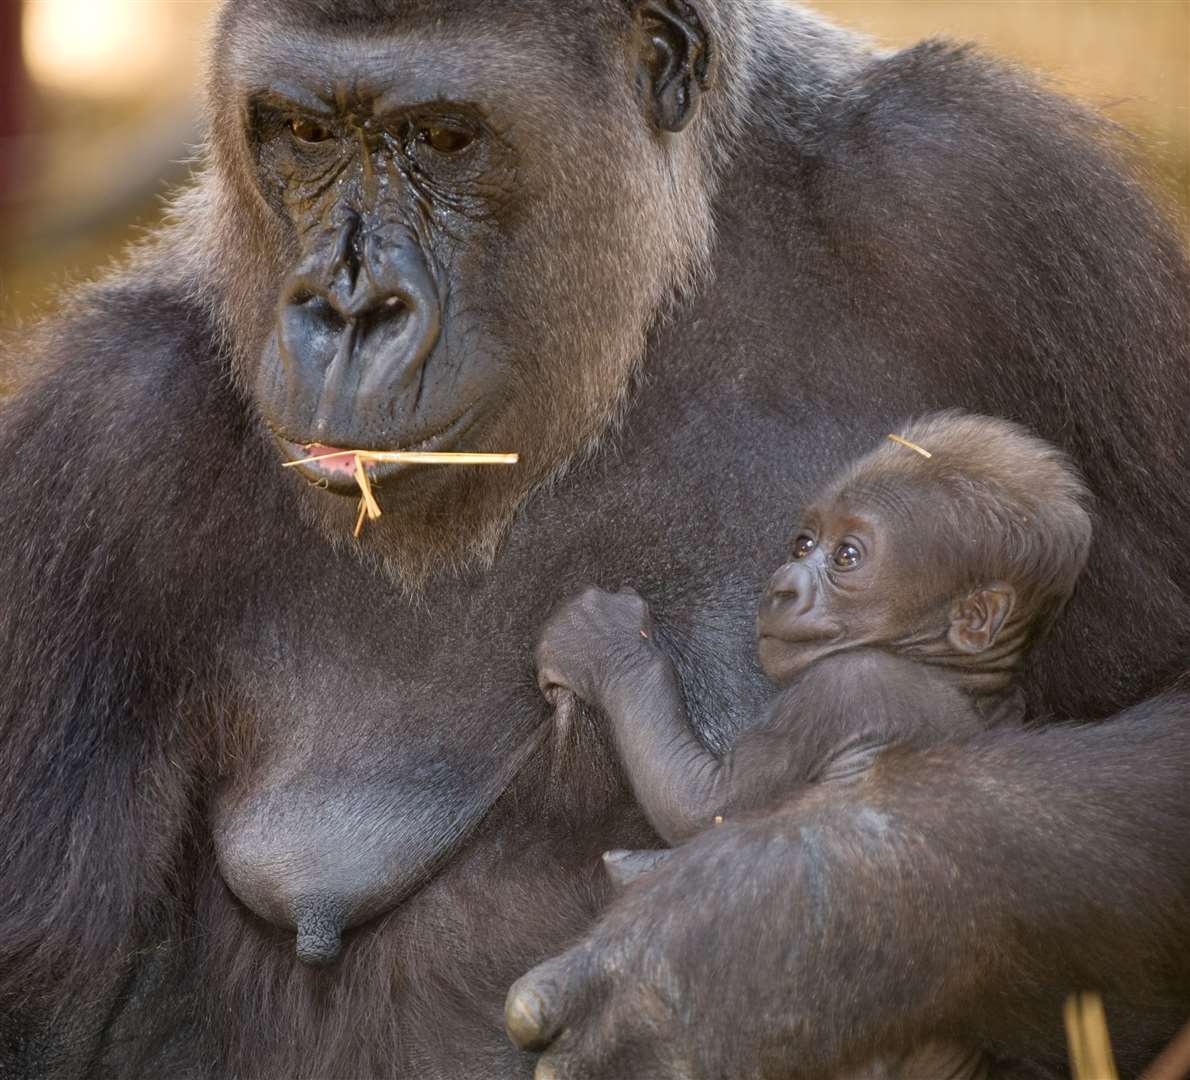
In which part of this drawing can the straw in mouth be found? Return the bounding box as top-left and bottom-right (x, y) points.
(282, 447), (520, 539)
(284, 450), (520, 468)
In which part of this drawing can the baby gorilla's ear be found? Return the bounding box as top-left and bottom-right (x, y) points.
(947, 585), (1016, 654)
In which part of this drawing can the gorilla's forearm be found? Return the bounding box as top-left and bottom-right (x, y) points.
(509, 692), (1190, 1075)
(837, 694), (1190, 1030)
(599, 656), (730, 844)
(750, 692), (1190, 1053)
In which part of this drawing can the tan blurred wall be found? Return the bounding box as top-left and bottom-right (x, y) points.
(2, 0), (1187, 322)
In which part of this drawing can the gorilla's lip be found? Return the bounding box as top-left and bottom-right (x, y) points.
(274, 410), (477, 495)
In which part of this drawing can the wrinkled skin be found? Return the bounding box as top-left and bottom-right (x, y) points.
(2, 1), (1190, 1078)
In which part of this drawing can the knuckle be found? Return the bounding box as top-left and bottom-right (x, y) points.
(505, 981), (552, 1052)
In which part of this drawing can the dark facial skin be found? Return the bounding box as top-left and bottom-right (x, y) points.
(250, 73), (512, 488)
(758, 495), (919, 684)
(217, 6), (716, 583)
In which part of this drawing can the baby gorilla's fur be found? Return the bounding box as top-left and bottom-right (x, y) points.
(534, 411), (1092, 1077)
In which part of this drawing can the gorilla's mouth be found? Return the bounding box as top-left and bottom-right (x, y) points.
(275, 410), (477, 494)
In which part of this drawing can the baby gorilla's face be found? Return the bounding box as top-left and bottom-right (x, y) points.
(756, 492), (930, 685)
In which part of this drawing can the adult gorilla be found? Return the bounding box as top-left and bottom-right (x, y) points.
(2, 0), (1189, 1076)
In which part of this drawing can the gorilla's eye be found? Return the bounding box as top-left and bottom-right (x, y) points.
(832, 543), (862, 570)
(792, 535), (816, 560)
(417, 124), (475, 155)
(290, 118), (333, 144)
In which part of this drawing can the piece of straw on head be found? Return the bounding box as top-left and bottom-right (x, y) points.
(886, 433), (933, 458)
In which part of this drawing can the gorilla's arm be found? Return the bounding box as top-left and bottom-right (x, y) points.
(536, 588), (987, 845)
(508, 694), (1190, 1077)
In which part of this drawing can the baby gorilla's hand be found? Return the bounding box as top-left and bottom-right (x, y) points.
(535, 587), (657, 704)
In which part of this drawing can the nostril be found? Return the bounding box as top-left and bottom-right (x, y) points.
(289, 290), (348, 335)
(310, 298), (348, 336)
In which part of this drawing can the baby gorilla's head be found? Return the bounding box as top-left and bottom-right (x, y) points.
(757, 412), (1093, 686)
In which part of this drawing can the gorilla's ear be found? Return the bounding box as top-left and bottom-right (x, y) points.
(634, 1), (711, 133)
(947, 585), (1016, 654)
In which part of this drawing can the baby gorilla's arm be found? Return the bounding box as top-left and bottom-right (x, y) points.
(598, 651), (732, 844)
(534, 587), (728, 844)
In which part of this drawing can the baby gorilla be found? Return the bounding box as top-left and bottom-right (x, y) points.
(534, 411), (1092, 1079)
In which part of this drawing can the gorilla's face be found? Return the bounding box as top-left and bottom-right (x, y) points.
(246, 35), (523, 495)
(224, 4), (714, 519)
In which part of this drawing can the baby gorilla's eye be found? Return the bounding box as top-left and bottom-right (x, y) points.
(289, 117), (333, 144)
(792, 535), (816, 559)
(832, 543), (862, 570)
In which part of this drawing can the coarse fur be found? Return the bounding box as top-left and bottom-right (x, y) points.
(1, 1), (1189, 1078)
(840, 412), (1094, 639)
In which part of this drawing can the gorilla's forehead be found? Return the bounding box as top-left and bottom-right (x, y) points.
(224, 0), (627, 38)
(221, 0), (626, 101)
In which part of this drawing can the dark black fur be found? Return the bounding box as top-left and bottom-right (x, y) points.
(2, 1), (1189, 1077)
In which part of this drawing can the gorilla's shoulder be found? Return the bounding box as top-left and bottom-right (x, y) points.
(815, 39), (1117, 183)
(0, 277), (255, 557)
(2, 278), (231, 450)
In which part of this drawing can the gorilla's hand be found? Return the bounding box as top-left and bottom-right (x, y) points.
(535, 587), (660, 704)
(505, 814), (855, 1080)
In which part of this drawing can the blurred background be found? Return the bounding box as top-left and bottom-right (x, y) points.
(0, 0), (1187, 324)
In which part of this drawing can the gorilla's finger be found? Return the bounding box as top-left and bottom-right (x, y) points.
(505, 954), (585, 1053)
(601, 848), (673, 889)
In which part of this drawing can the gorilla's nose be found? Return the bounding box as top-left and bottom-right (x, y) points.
(275, 216), (442, 432)
(764, 561), (816, 617)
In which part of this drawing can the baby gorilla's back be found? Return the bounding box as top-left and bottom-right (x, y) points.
(726, 648), (1014, 817)
(728, 649), (1006, 1080)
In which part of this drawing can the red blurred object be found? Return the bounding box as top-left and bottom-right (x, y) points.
(0, 0), (27, 213)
